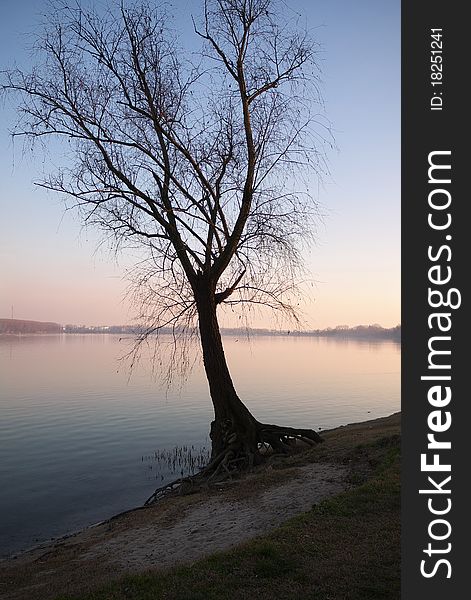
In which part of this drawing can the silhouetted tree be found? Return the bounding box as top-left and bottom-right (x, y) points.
(3, 0), (329, 495)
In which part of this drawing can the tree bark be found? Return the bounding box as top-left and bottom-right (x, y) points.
(195, 278), (258, 461)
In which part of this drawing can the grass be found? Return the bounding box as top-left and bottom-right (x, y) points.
(56, 418), (400, 600)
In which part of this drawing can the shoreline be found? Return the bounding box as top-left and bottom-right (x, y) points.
(0, 412), (400, 600)
(1, 411), (399, 562)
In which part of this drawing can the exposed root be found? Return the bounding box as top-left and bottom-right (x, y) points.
(258, 423), (323, 451)
(144, 420), (323, 506)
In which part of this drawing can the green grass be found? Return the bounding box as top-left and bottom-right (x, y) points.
(56, 433), (400, 600)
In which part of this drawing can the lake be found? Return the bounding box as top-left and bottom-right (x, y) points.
(0, 333), (400, 557)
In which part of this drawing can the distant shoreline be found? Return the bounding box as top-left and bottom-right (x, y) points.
(0, 330), (401, 342)
(0, 318), (401, 341)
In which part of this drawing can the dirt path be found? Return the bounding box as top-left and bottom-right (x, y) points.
(0, 461), (347, 600)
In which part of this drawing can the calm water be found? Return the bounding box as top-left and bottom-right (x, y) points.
(0, 334), (400, 556)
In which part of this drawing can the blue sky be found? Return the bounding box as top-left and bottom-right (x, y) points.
(0, 0), (400, 327)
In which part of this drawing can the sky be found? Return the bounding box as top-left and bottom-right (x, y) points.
(0, 0), (400, 329)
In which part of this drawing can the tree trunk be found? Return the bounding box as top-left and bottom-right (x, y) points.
(145, 282), (324, 504)
(195, 281), (258, 462)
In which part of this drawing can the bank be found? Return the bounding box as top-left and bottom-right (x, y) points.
(0, 412), (400, 600)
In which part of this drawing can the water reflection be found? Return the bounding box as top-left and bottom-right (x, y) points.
(0, 333), (399, 556)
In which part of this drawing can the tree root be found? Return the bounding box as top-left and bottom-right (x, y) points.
(144, 420), (323, 506)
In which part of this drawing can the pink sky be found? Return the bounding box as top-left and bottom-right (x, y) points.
(0, 0), (400, 330)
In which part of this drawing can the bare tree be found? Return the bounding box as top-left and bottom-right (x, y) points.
(3, 0), (329, 497)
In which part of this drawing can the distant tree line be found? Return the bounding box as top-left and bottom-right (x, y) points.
(0, 319), (62, 334)
(303, 324), (401, 341)
(1, 319), (400, 340)
(220, 324), (401, 340)
(62, 323), (401, 340)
